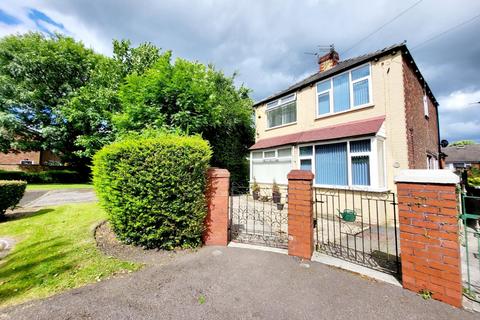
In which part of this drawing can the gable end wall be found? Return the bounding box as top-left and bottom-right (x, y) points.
(402, 59), (440, 169)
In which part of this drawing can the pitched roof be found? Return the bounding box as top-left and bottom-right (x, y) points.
(249, 116), (385, 150)
(253, 42), (438, 107)
(442, 144), (480, 163)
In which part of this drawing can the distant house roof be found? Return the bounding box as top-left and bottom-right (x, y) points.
(253, 42), (438, 108)
(249, 116), (385, 150)
(442, 144), (480, 163)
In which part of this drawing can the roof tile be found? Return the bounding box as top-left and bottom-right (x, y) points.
(249, 116), (385, 150)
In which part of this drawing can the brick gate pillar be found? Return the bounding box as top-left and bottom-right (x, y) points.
(395, 170), (462, 307)
(287, 170), (314, 260)
(203, 168), (230, 246)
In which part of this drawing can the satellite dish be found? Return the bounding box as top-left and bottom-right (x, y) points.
(440, 140), (449, 148)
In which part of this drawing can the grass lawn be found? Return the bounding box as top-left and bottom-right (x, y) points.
(0, 203), (141, 307)
(26, 183), (94, 191)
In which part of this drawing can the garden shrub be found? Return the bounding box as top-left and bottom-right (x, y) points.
(92, 132), (212, 249)
(0, 170), (85, 183)
(0, 180), (27, 217)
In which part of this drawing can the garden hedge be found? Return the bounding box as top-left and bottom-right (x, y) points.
(92, 132), (212, 249)
(0, 180), (27, 217)
(0, 170), (85, 183)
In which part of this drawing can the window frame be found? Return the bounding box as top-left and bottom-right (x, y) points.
(266, 93), (297, 129)
(249, 146), (294, 183)
(426, 153), (438, 170)
(423, 94), (430, 118)
(299, 146), (314, 172)
(298, 136), (386, 191)
(315, 63), (373, 118)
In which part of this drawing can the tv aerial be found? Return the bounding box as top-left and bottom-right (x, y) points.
(304, 44), (335, 57)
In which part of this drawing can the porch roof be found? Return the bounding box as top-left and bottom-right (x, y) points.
(249, 116), (385, 150)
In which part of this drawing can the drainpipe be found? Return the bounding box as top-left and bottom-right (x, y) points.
(435, 104), (443, 169)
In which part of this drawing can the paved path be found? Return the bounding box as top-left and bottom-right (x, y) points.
(20, 189), (97, 207)
(0, 246), (477, 320)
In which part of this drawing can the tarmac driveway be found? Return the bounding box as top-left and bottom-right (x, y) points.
(0, 246), (477, 320)
(19, 189), (97, 207)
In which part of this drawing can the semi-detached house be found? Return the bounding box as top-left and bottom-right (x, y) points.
(249, 43), (441, 192)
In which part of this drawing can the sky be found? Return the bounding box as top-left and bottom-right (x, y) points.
(0, 0), (479, 143)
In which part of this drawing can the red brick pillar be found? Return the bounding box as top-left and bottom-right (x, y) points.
(395, 170), (461, 307)
(287, 170), (314, 260)
(203, 168), (230, 246)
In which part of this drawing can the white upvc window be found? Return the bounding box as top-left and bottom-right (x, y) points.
(299, 136), (386, 191)
(423, 94), (429, 118)
(250, 147), (293, 184)
(316, 63), (373, 117)
(427, 154), (438, 170)
(266, 93), (297, 129)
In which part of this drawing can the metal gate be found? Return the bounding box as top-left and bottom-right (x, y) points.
(460, 193), (480, 303)
(314, 188), (400, 276)
(229, 184), (288, 248)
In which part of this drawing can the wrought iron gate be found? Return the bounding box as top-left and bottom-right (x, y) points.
(460, 193), (480, 303)
(229, 184), (288, 248)
(314, 188), (400, 276)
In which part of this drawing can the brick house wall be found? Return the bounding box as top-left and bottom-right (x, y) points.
(403, 60), (440, 169)
(0, 151), (41, 165)
(0, 150), (62, 171)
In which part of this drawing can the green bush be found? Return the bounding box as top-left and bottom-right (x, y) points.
(0, 170), (85, 183)
(0, 180), (27, 217)
(92, 132), (212, 249)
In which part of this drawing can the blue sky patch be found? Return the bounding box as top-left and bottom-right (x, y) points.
(28, 8), (64, 35)
(0, 9), (21, 25)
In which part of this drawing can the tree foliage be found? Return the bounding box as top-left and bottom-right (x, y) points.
(116, 54), (254, 184)
(0, 33), (254, 183)
(450, 140), (476, 147)
(113, 39), (161, 77)
(0, 32), (108, 164)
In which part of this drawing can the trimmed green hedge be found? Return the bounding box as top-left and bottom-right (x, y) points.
(0, 180), (27, 216)
(92, 132), (212, 249)
(0, 170), (85, 183)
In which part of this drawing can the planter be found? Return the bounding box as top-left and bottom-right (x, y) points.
(272, 191), (281, 204)
(276, 203), (284, 210)
(252, 190), (260, 200)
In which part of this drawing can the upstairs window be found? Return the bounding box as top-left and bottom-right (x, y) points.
(423, 94), (429, 118)
(266, 94), (297, 128)
(316, 64), (372, 116)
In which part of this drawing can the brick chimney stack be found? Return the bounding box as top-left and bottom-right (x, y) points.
(318, 48), (339, 72)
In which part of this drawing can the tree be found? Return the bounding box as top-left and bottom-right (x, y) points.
(116, 53), (254, 184)
(0, 32), (105, 165)
(0, 34), (161, 165)
(450, 140), (476, 147)
(113, 39), (161, 77)
(0, 33), (254, 182)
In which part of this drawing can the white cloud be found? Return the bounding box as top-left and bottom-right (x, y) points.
(438, 90), (480, 111)
(0, 0), (479, 141)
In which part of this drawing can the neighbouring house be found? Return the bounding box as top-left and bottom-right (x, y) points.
(0, 150), (61, 171)
(442, 144), (480, 171)
(249, 43), (441, 192)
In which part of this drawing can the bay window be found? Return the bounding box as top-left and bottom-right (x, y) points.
(266, 94), (297, 128)
(316, 64), (372, 117)
(299, 137), (386, 190)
